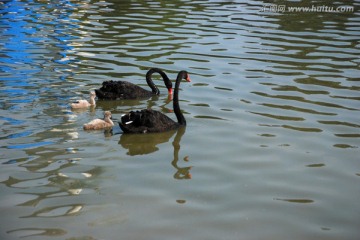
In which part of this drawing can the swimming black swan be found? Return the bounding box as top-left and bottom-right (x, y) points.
(119, 71), (191, 133)
(95, 68), (173, 100)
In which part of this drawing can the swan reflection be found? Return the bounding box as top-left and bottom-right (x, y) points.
(118, 127), (192, 179)
(171, 127), (192, 180)
(119, 129), (177, 155)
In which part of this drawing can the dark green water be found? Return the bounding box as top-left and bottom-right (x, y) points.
(1, 0), (359, 239)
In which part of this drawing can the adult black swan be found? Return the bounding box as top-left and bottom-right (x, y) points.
(95, 68), (173, 100)
(119, 71), (191, 133)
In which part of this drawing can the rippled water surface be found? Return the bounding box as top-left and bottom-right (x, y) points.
(1, 0), (360, 239)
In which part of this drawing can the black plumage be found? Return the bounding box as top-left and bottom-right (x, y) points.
(119, 71), (191, 134)
(95, 68), (172, 100)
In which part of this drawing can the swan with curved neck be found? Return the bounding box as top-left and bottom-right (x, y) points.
(146, 68), (173, 95)
(95, 68), (173, 100)
(71, 91), (96, 109)
(119, 71), (191, 133)
(83, 111), (114, 130)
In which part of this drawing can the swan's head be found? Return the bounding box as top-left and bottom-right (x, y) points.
(185, 73), (191, 82)
(90, 91), (96, 97)
(179, 71), (191, 82)
(104, 111), (112, 119)
(166, 71), (191, 95)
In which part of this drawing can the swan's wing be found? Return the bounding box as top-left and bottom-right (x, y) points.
(119, 109), (177, 133)
(86, 119), (104, 125)
(72, 99), (89, 104)
(71, 99), (90, 108)
(96, 81), (152, 99)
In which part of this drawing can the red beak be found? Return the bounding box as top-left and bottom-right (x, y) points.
(168, 88), (173, 95)
(186, 75), (191, 82)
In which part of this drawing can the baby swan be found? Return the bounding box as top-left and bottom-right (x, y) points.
(71, 91), (96, 109)
(83, 111), (114, 130)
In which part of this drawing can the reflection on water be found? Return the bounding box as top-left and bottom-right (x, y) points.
(1, 0), (360, 239)
(7, 228), (67, 238)
(170, 128), (192, 180)
(119, 127), (192, 180)
(119, 130), (178, 155)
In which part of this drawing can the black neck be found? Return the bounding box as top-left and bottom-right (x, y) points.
(146, 68), (172, 95)
(173, 71), (187, 126)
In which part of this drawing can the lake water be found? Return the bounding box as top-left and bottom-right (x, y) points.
(1, 0), (359, 239)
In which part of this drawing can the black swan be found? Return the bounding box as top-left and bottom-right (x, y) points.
(119, 71), (191, 133)
(95, 68), (173, 100)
